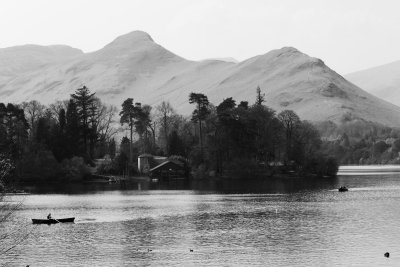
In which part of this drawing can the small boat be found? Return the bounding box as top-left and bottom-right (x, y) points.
(32, 217), (75, 224)
(338, 186), (348, 192)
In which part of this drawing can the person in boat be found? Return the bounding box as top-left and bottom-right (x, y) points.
(339, 186), (348, 192)
(47, 213), (52, 220)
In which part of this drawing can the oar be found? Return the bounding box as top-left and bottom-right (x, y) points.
(48, 216), (60, 223)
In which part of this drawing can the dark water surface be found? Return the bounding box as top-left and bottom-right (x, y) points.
(2, 175), (400, 266)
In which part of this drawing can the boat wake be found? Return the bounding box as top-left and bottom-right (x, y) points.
(329, 186), (400, 192)
(74, 218), (97, 223)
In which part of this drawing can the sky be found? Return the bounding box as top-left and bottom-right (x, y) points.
(1, 0), (400, 74)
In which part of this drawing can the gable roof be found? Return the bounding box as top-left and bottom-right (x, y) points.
(149, 160), (184, 172)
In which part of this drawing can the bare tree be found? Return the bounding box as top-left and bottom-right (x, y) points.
(49, 100), (69, 123)
(277, 110), (300, 162)
(96, 102), (119, 142)
(0, 154), (32, 259)
(144, 105), (157, 150)
(156, 101), (175, 154)
(21, 100), (45, 137)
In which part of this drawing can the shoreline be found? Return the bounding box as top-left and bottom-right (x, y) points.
(338, 165), (400, 175)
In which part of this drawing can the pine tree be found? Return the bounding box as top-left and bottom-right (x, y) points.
(71, 86), (96, 157)
(189, 93), (210, 162)
(255, 86), (265, 105)
(120, 98), (136, 165)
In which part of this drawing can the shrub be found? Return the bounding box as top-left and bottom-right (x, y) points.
(223, 158), (263, 179)
(21, 149), (61, 182)
(61, 157), (90, 182)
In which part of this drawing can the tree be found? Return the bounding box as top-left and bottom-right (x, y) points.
(0, 154), (32, 258)
(189, 93), (210, 161)
(52, 108), (67, 161)
(214, 98), (238, 172)
(216, 97), (236, 115)
(117, 136), (131, 175)
(0, 104), (29, 177)
(293, 121), (322, 166)
(168, 130), (185, 156)
(97, 104), (119, 143)
(156, 101), (175, 154)
(71, 86), (96, 157)
(109, 138), (116, 159)
(88, 98), (101, 159)
(120, 98), (137, 165)
(134, 104), (154, 153)
(340, 133), (350, 147)
(59, 108), (66, 131)
(238, 101), (249, 109)
(278, 110), (300, 162)
(255, 86), (265, 105)
(0, 154), (14, 186)
(36, 117), (51, 146)
(48, 100), (69, 123)
(373, 141), (389, 157)
(21, 100), (45, 138)
(248, 104), (277, 162)
(65, 100), (80, 158)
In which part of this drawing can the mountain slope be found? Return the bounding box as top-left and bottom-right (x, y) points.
(1, 31), (400, 127)
(345, 61), (400, 106)
(0, 45), (82, 84)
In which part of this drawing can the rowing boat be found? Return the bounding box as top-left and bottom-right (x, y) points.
(32, 217), (75, 224)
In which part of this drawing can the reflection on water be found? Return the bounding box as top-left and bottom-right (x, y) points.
(3, 175), (400, 266)
(21, 175), (338, 195)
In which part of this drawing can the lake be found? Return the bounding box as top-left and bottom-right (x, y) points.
(2, 173), (400, 266)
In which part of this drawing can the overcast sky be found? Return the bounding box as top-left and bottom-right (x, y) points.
(1, 0), (399, 74)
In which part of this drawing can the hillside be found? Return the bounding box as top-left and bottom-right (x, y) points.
(0, 45), (82, 84)
(345, 60), (400, 107)
(1, 31), (400, 127)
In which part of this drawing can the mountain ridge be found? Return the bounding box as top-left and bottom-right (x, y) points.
(1, 31), (400, 127)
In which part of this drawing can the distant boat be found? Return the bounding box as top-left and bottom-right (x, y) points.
(338, 186), (348, 192)
(32, 217), (75, 224)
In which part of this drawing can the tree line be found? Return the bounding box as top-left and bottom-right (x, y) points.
(316, 118), (400, 165)
(0, 86), (119, 182)
(0, 85), (339, 185)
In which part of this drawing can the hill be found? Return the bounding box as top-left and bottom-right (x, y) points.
(345, 60), (400, 107)
(1, 31), (400, 127)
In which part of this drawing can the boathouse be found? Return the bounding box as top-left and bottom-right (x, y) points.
(137, 154), (169, 173)
(137, 154), (186, 178)
(149, 160), (185, 178)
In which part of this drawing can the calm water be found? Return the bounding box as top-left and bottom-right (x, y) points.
(2, 175), (400, 266)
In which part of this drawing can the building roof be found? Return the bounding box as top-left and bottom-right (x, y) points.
(149, 160), (184, 172)
(138, 153), (153, 158)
